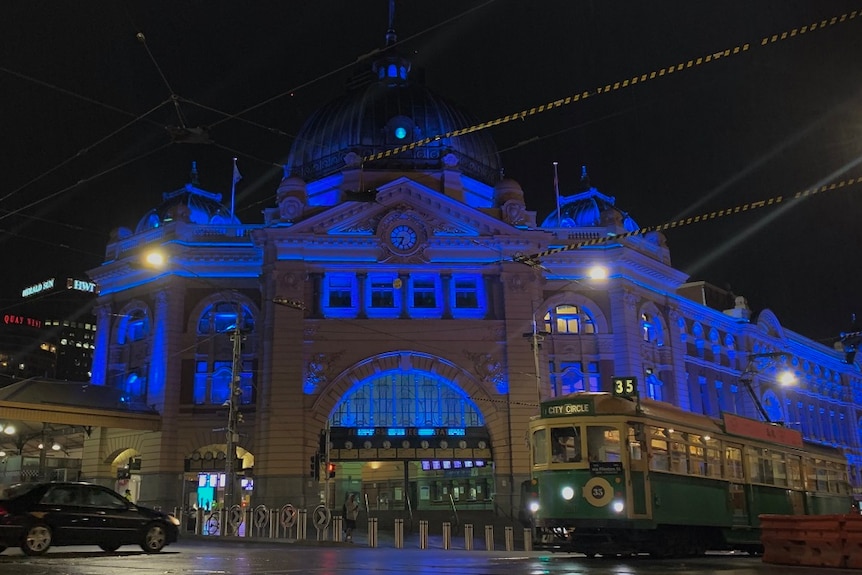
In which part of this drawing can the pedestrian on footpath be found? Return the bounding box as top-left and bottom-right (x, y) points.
(343, 493), (360, 542)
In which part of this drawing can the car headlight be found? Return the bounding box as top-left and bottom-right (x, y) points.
(529, 501), (540, 513)
(561, 486), (575, 501)
(167, 514), (181, 526)
(612, 500), (625, 513)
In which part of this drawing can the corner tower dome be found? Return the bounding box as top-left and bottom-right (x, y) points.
(135, 162), (241, 233)
(284, 21), (502, 187)
(541, 166), (639, 231)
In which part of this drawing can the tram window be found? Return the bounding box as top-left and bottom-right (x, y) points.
(771, 452), (788, 487)
(669, 431), (687, 474)
(532, 429), (548, 465)
(816, 460), (828, 491)
(586, 426), (620, 463)
(745, 447), (762, 483)
(649, 427), (669, 471)
(627, 425), (643, 461)
(688, 434), (705, 476)
(828, 462), (845, 494)
(705, 437), (721, 478)
(724, 445), (744, 480)
(551, 426), (582, 463)
(803, 458), (818, 491)
(787, 455), (803, 490)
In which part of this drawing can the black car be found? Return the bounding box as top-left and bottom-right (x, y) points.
(0, 481), (179, 555)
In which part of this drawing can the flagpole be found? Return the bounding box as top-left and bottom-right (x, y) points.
(553, 161), (561, 227)
(230, 157), (239, 220)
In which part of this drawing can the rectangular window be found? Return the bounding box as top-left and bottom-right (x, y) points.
(370, 278), (396, 308)
(193, 361), (208, 404)
(649, 427), (669, 471)
(453, 277), (479, 308)
(328, 275), (354, 307)
(412, 277), (437, 308)
(532, 429), (548, 466)
(587, 425), (620, 462)
(724, 445), (744, 480)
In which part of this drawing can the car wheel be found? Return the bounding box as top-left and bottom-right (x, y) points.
(21, 523), (52, 556)
(99, 543), (122, 553)
(140, 522), (167, 553)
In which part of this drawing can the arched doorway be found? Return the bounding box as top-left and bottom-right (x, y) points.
(320, 352), (495, 517)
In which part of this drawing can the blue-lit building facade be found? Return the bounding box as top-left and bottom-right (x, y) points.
(84, 40), (862, 517)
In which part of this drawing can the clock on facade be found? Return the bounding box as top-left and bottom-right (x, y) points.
(389, 224), (418, 251)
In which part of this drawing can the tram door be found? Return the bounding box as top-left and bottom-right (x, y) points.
(626, 423), (650, 518)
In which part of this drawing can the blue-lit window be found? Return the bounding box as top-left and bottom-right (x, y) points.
(327, 275), (354, 307)
(211, 362), (232, 405)
(646, 368), (664, 401)
(122, 372), (146, 403)
(331, 371), (484, 428)
(550, 361), (600, 396)
(198, 302), (255, 334)
(203, 360), (253, 406)
(762, 389), (783, 423)
(119, 310), (150, 344)
(409, 275), (441, 318)
(194, 361), (208, 404)
(642, 314), (653, 342)
(368, 274), (399, 317)
(321, 273), (358, 318)
(450, 275), (487, 320)
(544, 304), (596, 335)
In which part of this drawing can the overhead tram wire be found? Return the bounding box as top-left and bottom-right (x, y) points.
(0, 98), (172, 207)
(360, 9), (861, 166)
(0, 142), (172, 223)
(206, 0), (499, 132)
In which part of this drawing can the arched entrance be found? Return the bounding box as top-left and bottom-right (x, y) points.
(319, 352), (496, 517)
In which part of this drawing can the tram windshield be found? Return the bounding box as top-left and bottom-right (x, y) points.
(551, 426), (582, 463)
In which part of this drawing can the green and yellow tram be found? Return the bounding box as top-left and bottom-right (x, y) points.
(526, 391), (852, 557)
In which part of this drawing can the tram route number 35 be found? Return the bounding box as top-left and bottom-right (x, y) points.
(612, 376), (638, 399)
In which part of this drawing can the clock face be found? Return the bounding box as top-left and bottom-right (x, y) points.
(389, 224), (418, 251)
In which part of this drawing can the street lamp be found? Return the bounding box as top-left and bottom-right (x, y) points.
(739, 351), (796, 423)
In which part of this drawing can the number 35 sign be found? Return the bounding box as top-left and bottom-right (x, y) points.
(612, 376), (638, 399)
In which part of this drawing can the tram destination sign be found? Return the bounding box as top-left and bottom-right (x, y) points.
(541, 397), (594, 418)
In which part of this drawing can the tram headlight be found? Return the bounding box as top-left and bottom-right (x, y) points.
(612, 499), (625, 513)
(529, 501), (540, 513)
(561, 486), (575, 501)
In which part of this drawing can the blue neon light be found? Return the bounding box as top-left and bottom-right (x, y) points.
(447, 428), (466, 436)
(387, 428), (406, 436)
(394, 126), (407, 139)
(417, 428), (436, 436)
(356, 428), (376, 436)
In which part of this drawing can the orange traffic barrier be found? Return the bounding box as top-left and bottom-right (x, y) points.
(844, 514), (862, 569)
(759, 514), (845, 568)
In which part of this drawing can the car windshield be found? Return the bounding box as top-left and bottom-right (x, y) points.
(1, 482), (43, 500)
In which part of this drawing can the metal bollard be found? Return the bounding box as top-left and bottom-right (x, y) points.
(485, 524), (494, 551)
(270, 509), (279, 539)
(464, 523), (473, 550)
(297, 509), (308, 540)
(195, 508), (204, 535)
(368, 517), (378, 548)
(394, 518), (404, 548)
(217, 508), (226, 536)
(419, 520), (429, 549)
(505, 526), (514, 551)
(333, 516), (344, 542)
(523, 528), (532, 551)
(243, 507), (252, 537)
(442, 521), (451, 550)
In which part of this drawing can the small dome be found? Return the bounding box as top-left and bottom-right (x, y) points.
(135, 184), (240, 233)
(541, 188), (639, 231)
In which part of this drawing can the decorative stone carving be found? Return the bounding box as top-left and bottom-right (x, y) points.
(279, 197), (304, 222)
(502, 199), (527, 226)
(303, 351), (345, 394)
(344, 151), (362, 168)
(463, 350), (506, 393)
(442, 153), (459, 168)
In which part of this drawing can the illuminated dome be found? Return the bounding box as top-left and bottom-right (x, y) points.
(135, 163), (241, 233)
(284, 51), (502, 187)
(540, 168), (639, 231)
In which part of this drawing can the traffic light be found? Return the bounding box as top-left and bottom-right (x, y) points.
(309, 454), (320, 479)
(327, 462), (336, 478)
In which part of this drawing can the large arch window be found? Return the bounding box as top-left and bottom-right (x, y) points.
(331, 370), (484, 428)
(193, 300), (256, 407)
(110, 306), (151, 403)
(544, 304), (596, 335)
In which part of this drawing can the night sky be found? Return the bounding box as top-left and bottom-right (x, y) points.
(2, 1), (861, 344)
